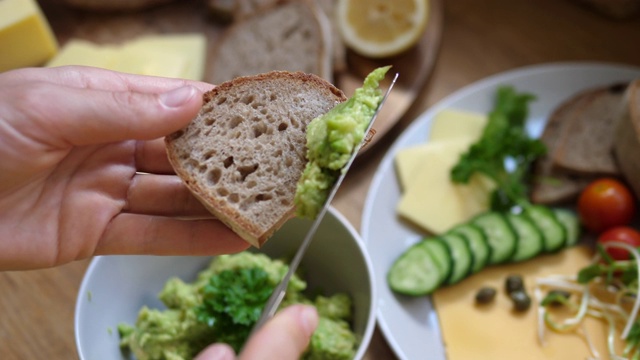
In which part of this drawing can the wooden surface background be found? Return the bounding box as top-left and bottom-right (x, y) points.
(2, 0), (640, 359)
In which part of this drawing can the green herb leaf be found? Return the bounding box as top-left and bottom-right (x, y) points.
(450, 86), (545, 211)
(195, 267), (275, 352)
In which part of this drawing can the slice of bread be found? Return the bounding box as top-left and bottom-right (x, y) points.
(165, 71), (346, 247)
(530, 89), (598, 204)
(551, 83), (628, 176)
(613, 79), (640, 199)
(208, 0), (333, 85)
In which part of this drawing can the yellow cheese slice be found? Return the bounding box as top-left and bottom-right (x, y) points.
(111, 46), (188, 79)
(434, 246), (624, 360)
(46, 33), (207, 80)
(125, 34), (207, 81)
(396, 140), (494, 234)
(0, 0), (58, 72)
(428, 109), (487, 142)
(46, 40), (117, 69)
(394, 138), (472, 191)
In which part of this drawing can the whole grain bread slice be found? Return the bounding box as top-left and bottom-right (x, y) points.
(530, 87), (601, 204)
(551, 83), (628, 176)
(208, 0), (333, 85)
(613, 79), (640, 199)
(165, 71), (346, 247)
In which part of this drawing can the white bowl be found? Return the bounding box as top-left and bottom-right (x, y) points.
(74, 206), (376, 360)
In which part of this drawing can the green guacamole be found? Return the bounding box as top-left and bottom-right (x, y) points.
(294, 66), (390, 219)
(118, 252), (358, 360)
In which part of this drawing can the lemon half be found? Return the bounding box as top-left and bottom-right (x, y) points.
(337, 0), (429, 58)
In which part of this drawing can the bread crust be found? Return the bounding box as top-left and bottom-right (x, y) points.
(166, 71), (346, 247)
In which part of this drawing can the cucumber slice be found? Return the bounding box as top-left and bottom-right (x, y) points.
(420, 238), (452, 285)
(524, 205), (566, 252)
(439, 233), (473, 285)
(472, 212), (517, 265)
(387, 241), (444, 296)
(552, 208), (581, 247)
(449, 224), (491, 273)
(505, 212), (544, 262)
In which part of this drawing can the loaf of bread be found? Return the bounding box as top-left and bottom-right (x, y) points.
(165, 71), (346, 247)
(613, 80), (640, 199)
(208, 0), (333, 84)
(551, 83), (628, 176)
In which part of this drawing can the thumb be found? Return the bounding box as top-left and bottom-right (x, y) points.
(25, 83), (203, 147)
(239, 305), (318, 360)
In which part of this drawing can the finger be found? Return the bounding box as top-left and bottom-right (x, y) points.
(135, 138), (176, 174)
(239, 305), (318, 360)
(22, 82), (203, 146)
(95, 214), (250, 256)
(3, 65), (215, 93)
(194, 344), (235, 360)
(125, 173), (211, 217)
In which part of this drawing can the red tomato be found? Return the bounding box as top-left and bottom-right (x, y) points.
(597, 226), (640, 260)
(578, 178), (636, 233)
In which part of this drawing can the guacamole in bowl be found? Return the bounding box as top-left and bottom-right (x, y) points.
(74, 207), (376, 360)
(117, 252), (358, 360)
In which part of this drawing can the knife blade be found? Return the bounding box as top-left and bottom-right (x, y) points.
(249, 72), (399, 335)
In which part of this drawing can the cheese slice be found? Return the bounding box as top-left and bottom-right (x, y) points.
(0, 0), (58, 72)
(434, 246), (624, 360)
(46, 33), (207, 80)
(396, 139), (494, 234)
(46, 40), (116, 69)
(395, 138), (472, 191)
(124, 34), (207, 81)
(428, 109), (487, 142)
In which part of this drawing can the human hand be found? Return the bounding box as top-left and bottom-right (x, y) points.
(195, 304), (319, 360)
(0, 66), (249, 270)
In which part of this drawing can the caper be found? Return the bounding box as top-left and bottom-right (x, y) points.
(505, 274), (525, 295)
(475, 287), (497, 304)
(510, 290), (531, 312)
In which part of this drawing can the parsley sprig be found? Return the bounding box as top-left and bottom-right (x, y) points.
(195, 267), (274, 352)
(450, 86), (546, 211)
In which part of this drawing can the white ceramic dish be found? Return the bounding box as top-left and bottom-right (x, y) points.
(360, 62), (640, 360)
(75, 206), (376, 360)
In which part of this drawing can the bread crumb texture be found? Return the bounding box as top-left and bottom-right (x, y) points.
(166, 71), (345, 246)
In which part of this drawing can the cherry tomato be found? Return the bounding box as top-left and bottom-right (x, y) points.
(577, 178), (636, 233)
(597, 226), (640, 260)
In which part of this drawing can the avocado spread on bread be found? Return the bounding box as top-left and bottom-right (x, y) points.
(295, 66), (390, 219)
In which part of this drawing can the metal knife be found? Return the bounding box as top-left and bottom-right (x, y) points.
(250, 72), (399, 335)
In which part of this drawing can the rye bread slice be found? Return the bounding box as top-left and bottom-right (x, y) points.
(530, 88), (600, 204)
(208, 0), (333, 85)
(613, 80), (640, 199)
(165, 71), (346, 247)
(551, 83), (628, 176)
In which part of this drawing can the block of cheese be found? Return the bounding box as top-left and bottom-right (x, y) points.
(395, 109), (493, 234)
(46, 34), (207, 81)
(0, 0), (58, 72)
(433, 246), (623, 360)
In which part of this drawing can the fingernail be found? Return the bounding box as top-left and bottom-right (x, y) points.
(160, 86), (197, 108)
(299, 305), (319, 337)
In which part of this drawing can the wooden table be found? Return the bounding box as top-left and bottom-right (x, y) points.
(2, 0), (640, 359)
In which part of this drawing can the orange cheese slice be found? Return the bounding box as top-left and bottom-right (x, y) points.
(433, 246), (624, 360)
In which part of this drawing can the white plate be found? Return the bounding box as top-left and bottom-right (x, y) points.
(360, 62), (640, 360)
